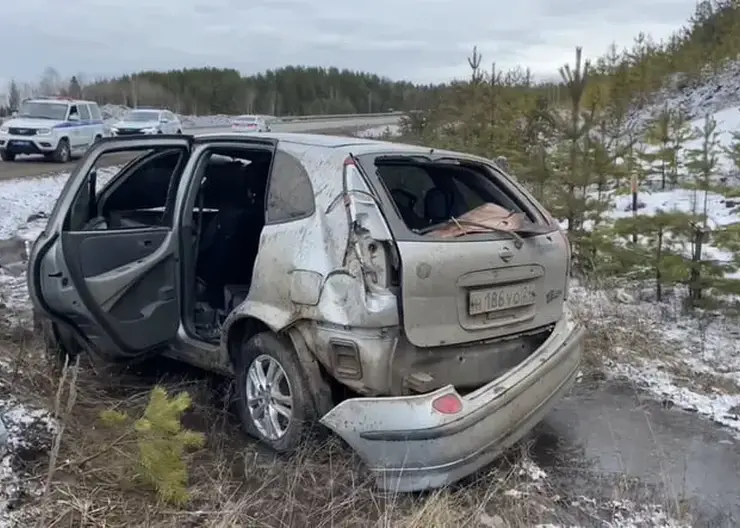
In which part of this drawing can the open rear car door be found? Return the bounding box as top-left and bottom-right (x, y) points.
(27, 136), (192, 361)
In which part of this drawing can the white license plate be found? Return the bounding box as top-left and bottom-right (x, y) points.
(468, 283), (535, 316)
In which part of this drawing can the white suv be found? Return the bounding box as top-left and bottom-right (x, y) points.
(0, 97), (106, 163)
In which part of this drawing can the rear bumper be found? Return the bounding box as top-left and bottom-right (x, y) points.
(320, 308), (584, 492)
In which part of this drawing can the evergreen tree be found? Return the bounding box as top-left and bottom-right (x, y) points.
(8, 80), (19, 111)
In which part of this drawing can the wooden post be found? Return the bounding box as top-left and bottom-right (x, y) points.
(689, 224), (705, 305)
(631, 172), (638, 244)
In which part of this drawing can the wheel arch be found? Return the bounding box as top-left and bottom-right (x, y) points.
(225, 315), (334, 417)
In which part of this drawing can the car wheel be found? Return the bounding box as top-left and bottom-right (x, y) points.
(235, 332), (319, 453)
(94, 134), (102, 143)
(0, 150), (15, 162)
(53, 139), (70, 163)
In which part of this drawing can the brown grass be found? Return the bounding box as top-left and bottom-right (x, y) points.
(0, 319), (695, 528)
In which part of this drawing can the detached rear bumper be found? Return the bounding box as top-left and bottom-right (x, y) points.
(320, 308), (584, 492)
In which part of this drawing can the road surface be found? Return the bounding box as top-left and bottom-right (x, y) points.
(0, 114), (401, 181)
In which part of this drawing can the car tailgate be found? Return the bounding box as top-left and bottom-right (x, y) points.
(396, 233), (568, 347)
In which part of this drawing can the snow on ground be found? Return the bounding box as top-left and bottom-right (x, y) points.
(0, 346), (58, 527)
(0, 396), (57, 527)
(355, 124), (401, 138)
(566, 108), (740, 435)
(570, 284), (740, 436)
(0, 166), (120, 328)
(632, 59), (740, 127)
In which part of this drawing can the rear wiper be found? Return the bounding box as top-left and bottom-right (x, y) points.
(416, 217), (525, 248)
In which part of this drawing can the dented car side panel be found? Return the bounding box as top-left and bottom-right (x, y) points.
(220, 142), (401, 392)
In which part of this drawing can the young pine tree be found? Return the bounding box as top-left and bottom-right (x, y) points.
(640, 105), (673, 190)
(684, 113), (722, 304)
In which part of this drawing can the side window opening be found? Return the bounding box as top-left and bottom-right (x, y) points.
(68, 105), (78, 119)
(265, 150), (315, 224)
(372, 157), (531, 234)
(64, 147), (187, 232)
(89, 104), (102, 121)
(78, 104), (91, 121)
(187, 147), (273, 342)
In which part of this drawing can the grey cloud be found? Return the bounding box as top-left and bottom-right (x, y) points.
(1, 0), (699, 85)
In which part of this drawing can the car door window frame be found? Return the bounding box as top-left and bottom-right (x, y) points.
(78, 104), (91, 121)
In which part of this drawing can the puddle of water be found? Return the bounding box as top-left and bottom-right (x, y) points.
(535, 379), (740, 526)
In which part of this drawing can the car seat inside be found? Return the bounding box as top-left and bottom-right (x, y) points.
(190, 150), (271, 342)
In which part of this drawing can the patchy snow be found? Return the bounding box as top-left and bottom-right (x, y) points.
(633, 59), (740, 128)
(355, 124), (401, 138)
(502, 456), (690, 527)
(534, 499), (691, 528)
(0, 167), (120, 327)
(608, 187), (739, 228)
(0, 352), (58, 527)
(570, 284), (740, 437)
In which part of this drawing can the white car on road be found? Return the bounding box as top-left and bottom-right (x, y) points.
(231, 115), (270, 132)
(0, 97), (106, 162)
(109, 109), (183, 136)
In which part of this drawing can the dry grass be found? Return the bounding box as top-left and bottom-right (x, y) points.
(0, 330), (579, 528)
(0, 314), (699, 528)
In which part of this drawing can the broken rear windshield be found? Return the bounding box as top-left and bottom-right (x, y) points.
(369, 156), (536, 234)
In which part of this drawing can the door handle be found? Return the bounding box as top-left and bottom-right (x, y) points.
(158, 286), (175, 300)
(139, 239), (153, 248)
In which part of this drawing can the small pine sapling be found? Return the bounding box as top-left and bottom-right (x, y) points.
(99, 386), (205, 506)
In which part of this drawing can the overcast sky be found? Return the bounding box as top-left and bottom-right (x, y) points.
(2, 0), (698, 88)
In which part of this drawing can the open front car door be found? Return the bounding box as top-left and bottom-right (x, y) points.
(27, 136), (193, 361)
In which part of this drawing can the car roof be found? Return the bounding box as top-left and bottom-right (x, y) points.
(193, 131), (491, 162)
(27, 98), (97, 105)
(196, 131), (392, 149)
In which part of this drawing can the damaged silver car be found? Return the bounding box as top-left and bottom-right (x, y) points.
(28, 132), (584, 491)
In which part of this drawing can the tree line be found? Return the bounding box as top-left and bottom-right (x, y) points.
(396, 0), (740, 307)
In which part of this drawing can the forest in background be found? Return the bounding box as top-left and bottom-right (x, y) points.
(2, 1), (735, 117)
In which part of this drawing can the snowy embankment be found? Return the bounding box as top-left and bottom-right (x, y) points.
(568, 70), (740, 436)
(355, 124), (401, 139)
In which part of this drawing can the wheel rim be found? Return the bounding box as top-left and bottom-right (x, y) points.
(245, 354), (293, 440)
(61, 144), (69, 161)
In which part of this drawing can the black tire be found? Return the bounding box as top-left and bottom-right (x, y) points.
(53, 138), (70, 163)
(0, 150), (14, 161)
(234, 332), (319, 453)
(157, 130), (163, 134)
(94, 134), (102, 143)
(176, 129), (182, 134)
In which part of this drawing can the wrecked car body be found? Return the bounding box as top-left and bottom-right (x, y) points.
(27, 132), (583, 492)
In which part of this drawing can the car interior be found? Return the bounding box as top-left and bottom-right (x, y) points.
(187, 149), (271, 342)
(74, 146), (272, 344)
(374, 158), (528, 232)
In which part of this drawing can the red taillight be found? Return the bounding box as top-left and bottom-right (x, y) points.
(431, 394), (463, 414)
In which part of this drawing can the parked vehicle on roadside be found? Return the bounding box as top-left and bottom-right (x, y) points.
(109, 109), (182, 136)
(0, 97), (106, 162)
(27, 132), (583, 492)
(231, 115), (270, 132)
